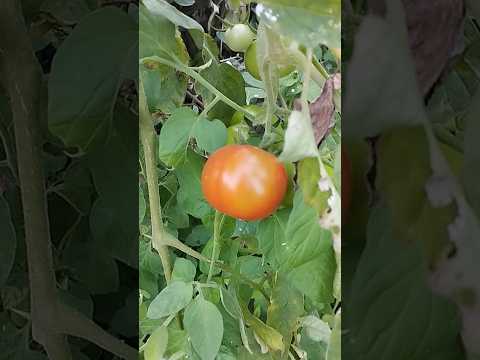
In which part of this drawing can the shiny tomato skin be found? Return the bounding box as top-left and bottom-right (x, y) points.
(201, 145), (288, 221)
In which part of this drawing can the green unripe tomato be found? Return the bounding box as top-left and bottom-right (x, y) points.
(245, 42), (295, 80)
(224, 24), (255, 52)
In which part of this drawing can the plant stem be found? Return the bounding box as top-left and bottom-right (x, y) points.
(162, 232), (269, 300)
(0, 2), (71, 358)
(139, 80), (172, 283)
(301, 48), (313, 104)
(141, 57), (255, 122)
(291, 48), (327, 87)
(207, 211), (224, 282)
(200, 95), (221, 117)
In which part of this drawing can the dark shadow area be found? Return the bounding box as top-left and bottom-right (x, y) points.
(0, 1), (139, 359)
(342, 0), (479, 359)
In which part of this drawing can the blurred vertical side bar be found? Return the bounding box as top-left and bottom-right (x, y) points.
(342, 0), (479, 359)
(0, 0), (139, 359)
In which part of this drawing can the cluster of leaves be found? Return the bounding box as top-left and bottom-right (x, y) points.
(1, 0), (139, 358)
(343, 0), (480, 359)
(139, 0), (341, 359)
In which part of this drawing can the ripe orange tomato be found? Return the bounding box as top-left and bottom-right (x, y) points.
(342, 146), (352, 219)
(201, 145), (288, 221)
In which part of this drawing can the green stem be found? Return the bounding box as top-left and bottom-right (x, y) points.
(200, 95), (221, 117)
(141, 57), (255, 122)
(291, 48), (327, 87)
(207, 211), (224, 282)
(139, 80), (172, 283)
(163, 234), (269, 301)
(301, 48), (313, 104)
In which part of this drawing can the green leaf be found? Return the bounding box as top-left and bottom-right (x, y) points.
(185, 225), (212, 246)
(197, 63), (246, 123)
(464, 90), (480, 217)
(140, 3), (189, 61)
(344, 0), (425, 138)
(165, 321), (188, 357)
(63, 234), (119, 294)
(158, 107), (197, 167)
(0, 196), (16, 287)
(238, 256), (265, 281)
(164, 202), (190, 229)
(184, 296), (224, 360)
(193, 118), (227, 153)
(257, 0), (339, 18)
(301, 315), (331, 344)
(256, 0), (340, 49)
(48, 7), (137, 152)
(377, 127), (457, 264)
(326, 313), (340, 360)
(257, 209), (289, 267)
(176, 0), (195, 6)
(40, 0), (93, 23)
(172, 258), (197, 282)
(144, 325), (168, 360)
(58, 285), (94, 319)
(140, 316), (164, 338)
(220, 286), (242, 319)
(280, 191), (335, 305)
(88, 105), (138, 268)
(142, 0), (203, 31)
(298, 157), (330, 215)
(176, 151), (211, 218)
(279, 110), (319, 162)
(266, 275), (304, 350)
(241, 302), (284, 353)
(139, 5), (189, 114)
(199, 237), (221, 276)
(141, 61), (188, 113)
(343, 206), (464, 360)
(139, 240), (164, 277)
(147, 281), (193, 319)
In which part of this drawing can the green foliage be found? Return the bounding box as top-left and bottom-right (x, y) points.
(139, 1), (341, 359)
(1, 2), (139, 358)
(49, 7), (137, 152)
(342, 3), (480, 358)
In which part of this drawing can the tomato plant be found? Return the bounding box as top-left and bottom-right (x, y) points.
(139, 0), (340, 359)
(201, 144), (288, 220)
